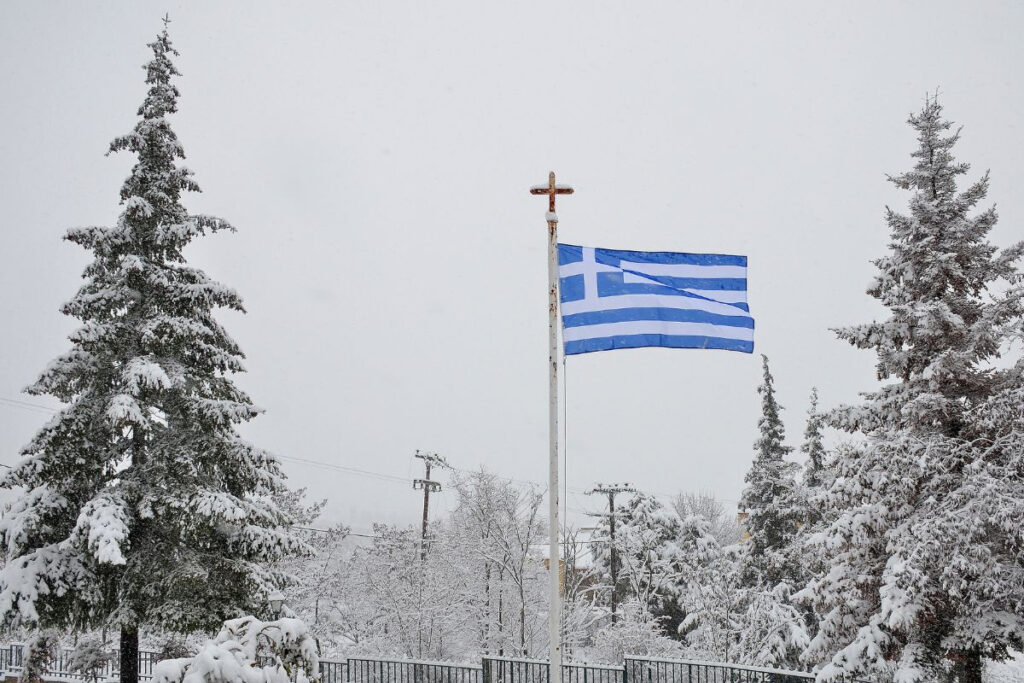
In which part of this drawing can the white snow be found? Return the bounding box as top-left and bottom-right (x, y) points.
(153, 616), (319, 683)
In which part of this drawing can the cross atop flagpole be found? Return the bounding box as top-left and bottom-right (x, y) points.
(530, 172), (572, 683)
(531, 171), (574, 212)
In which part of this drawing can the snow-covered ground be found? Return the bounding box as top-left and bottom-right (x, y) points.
(987, 652), (1024, 682)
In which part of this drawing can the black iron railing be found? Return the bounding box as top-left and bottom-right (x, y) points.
(1, 643), (123, 681)
(319, 658), (350, 683)
(623, 657), (872, 683)
(562, 661), (624, 683)
(0, 643), (875, 683)
(482, 657), (624, 683)
(348, 657), (483, 683)
(0, 644), (342, 683)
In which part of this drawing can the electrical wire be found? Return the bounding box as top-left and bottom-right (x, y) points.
(1, 396), (723, 508)
(0, 397), (60, 415)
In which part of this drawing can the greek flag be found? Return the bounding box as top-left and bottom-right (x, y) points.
(558, 244), (754, 355)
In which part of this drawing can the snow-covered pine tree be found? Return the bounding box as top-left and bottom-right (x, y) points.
(738, 355), (802, 589)
(0, 25), (305, 683)
(799, 388), (828, 527)
(800, 388), (826, 492)
(732, 357), (810, 669)
(800, 96), (1024, 683)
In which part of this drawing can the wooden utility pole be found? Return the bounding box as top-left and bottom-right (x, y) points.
(413, 450), (447, 560)
(587, 483), (636, 623)
(530, 172), (573, 683)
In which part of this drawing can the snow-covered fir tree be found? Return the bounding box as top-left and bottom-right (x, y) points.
(800, 96), (1024, 683)
(788, 388), (831, 653)
(732, 356), (810, 670)
(0, 26), (305, 682)
(738, 355), (802, 589)
(800, 388), (827, 494)
(796, 386), (830, 534)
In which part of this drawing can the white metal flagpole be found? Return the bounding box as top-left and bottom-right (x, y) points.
(530, 172), (572, 683)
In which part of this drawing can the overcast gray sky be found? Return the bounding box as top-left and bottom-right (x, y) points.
(1, 1), (1022, 533)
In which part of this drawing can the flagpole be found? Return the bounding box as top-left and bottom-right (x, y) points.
(531, 172), (572, 683)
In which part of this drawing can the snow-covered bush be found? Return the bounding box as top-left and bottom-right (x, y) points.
(155, 636), (195, 662)
(152, 616), (319, 683)
(67, 636), (114, 683)
(736, 582), (809, 669)
(581, 601), (686, 664)
(20, 632), (58, 683)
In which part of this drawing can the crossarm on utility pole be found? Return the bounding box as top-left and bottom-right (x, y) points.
(586, 483), (636, 624)
(413, 450), (447, 561)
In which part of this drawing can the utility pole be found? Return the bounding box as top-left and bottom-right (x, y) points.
(586, 483), (636, 624)
(413, 450), (447, 560)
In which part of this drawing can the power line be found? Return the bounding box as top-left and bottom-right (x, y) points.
(274, 454), (408, 484)
(295, 524), (381, 540)
(0, 397), (60, 415)
(0, 394), (599, 495)
(1, 397), (733, 506)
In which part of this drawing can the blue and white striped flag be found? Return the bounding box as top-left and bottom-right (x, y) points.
(558, 244), (754, 355)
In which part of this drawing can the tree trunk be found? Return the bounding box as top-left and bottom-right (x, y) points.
(483, 562), (491, 651)
(119, 628), (138, 683)
(519, 598), (526, 656)
(497, 583), (504, 657)
(951, 651), (983, 683)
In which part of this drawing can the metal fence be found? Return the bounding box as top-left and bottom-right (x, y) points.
(348, 657), (482, 683)
(482, 656), (546, 683)
(482, 657), (623, 683)
(0, 644), (874, 683)
(0, 644), (161, 681)
(319, 659), (350, 683)
(623, 658), (874, 683)
(0, 644), (342, 683)
(561, 662), (623, 683)
(0, 644), (23, 673)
